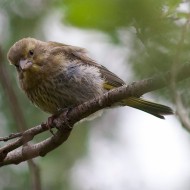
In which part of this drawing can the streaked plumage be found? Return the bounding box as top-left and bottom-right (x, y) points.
(7, 38), (173, 119)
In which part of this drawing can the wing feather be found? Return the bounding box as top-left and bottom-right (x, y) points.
(48, 41), (125, 89)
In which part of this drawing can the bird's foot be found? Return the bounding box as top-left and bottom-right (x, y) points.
(56, 107), (73, 129)
(41, 107), (73, 135)
(41, 115), (57, 135)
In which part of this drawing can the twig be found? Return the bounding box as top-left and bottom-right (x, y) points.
(28, 160), (42, 190)
(171, 14), (190, 132)
(175, 91), (190, 132)
(0, 132), (23, 141)
(0, 124), (46, 161)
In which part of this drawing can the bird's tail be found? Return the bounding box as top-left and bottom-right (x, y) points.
(122, 97), (173, 119)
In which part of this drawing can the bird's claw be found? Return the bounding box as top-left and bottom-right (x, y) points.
(41, 107), (73, 135)
(57, 107), (73, 129)
(41, 115), (56, 135)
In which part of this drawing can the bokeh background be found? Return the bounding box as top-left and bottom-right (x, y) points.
(1, 0), (190, 189)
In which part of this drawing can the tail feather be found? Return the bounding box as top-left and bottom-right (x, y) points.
(123, 97), (173, 119)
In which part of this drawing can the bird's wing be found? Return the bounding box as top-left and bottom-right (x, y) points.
(96, 65), (126, 89)
(48, 42), (126, 90)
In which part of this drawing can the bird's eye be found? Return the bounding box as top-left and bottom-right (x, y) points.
(29, 50), (34, 56)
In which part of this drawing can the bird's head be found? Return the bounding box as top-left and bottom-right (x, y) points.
(7, 38), (47, 77)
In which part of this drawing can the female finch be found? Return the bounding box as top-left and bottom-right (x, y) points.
(7, 38), (173, 119)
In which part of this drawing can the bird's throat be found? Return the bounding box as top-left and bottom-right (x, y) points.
(19, 70), (42, 91)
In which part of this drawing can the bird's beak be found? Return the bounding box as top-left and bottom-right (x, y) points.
(19, 59), (32, 71)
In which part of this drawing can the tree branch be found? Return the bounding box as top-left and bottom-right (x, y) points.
(0, 61), (190, 166)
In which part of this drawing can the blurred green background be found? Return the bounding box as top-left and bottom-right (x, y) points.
(1, 0), (190, 190)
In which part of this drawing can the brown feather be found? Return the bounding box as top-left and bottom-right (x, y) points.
(48, 42), (125, 88)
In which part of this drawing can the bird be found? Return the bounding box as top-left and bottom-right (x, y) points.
(7, 37), (173, 120)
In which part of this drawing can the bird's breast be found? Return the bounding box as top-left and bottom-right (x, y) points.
(21, 63), (106, 114)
